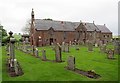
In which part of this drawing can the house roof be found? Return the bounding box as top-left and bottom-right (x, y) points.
(35, 19), (79, 31)
(96, 25), (112, 33)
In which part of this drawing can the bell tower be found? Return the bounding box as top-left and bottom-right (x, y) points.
(31, 8), (34, 24)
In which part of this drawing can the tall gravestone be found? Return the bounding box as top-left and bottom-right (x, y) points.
(42, 49), (47, 61)
(100, 44), (106, 53)
(67, 56), (75, 71)
(65, 43), (69, 52)
(114, 40), (120, 55)
(55, 43), (62, 62)
(61, 42), (65, 52)
(7, 31), (23, 77)
(88, 41), (93, 51)
(107, 49), (114, 59)
(35, 48), (39, 58)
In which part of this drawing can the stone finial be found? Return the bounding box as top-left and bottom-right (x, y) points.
(9, 31), (13, 36)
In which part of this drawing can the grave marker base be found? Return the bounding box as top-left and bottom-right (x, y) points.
(65, 67), (101, 79)
(6, 58), (24, 77)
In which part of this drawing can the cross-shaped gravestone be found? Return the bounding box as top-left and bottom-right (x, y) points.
(67, 56), (75, 71)
(55, 43), (62, 62)
(42, 49), (47, 61)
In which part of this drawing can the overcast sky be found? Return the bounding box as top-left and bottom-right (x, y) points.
(0, 0), (119, 35)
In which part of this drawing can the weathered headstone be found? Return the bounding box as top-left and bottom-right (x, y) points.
(95, 43), (98, 47)
(7, 31), (23, 77)
(35, 48), (39, 58)
(100, 44), (106, 53)
(88, 41), (93, 51)
(14, 59), (19, 75)
(99, 40), (103, 47)
(114, 40), (120, 55)
(107, 49), (114, 59)
(65, 43), (69, 52)
(61, 42), (65, 52)
(67, 56), (75, 71)
(55, 43), (62, 62)
(42, 49), (47, 61)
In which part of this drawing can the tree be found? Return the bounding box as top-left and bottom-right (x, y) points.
(22, 19), (31, 34)
(0, 25), (7, 37)
(0, 24), (8, 46)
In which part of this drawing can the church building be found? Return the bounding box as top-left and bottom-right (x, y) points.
(30, 9), (112, 47)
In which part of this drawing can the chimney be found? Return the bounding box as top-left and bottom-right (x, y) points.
(80, 20), (82, 23)
(104, 24), (106, 26)
(61, 21), (63, 24)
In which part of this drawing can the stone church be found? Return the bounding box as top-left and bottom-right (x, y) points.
(30, 9), (112, 47)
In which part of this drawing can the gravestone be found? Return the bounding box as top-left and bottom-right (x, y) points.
(7, 34), (23, 77)
(35, 48), (39, 58)
(107, 49), (114, 59)
(14, 59), (19, 75)
(67, 56), (75, 71)
(114, 40), (120, 55)
(42, 49), (47, 61)
(100, 44), (106, 53)
(95, 43), (98, 47)
(55, 43), (62, 62)
(65, 43), (69, 52)
(61, 42), (65, 52)
(99, 40), (103, 47)
(88, 41), (93, 51)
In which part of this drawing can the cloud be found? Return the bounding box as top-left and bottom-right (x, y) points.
(0, 0), (119, 35)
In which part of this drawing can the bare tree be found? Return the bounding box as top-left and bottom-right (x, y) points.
(22, 19), (31, 34)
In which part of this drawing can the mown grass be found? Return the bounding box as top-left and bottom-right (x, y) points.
(0, 47), (2, 82)
(2, 45), (118, 81)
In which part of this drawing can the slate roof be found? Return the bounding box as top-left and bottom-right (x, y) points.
(35, 19), (79, 31)
(34, 19), (112, 33)
(82, 22), (100, 31)
(96, 25), (112, 33)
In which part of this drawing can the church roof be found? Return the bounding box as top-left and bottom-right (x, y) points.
(35, 19), (79, 31)
(34, 19), (112, 33)
(96, 25), (112, 33)
(82, 22), (100, 31)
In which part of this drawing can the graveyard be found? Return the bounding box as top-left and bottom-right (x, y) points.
(2, 40), (118, 81)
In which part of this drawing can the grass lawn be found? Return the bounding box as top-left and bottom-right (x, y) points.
(2, 45), (118, 81)
(0, 47), (2, 82)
